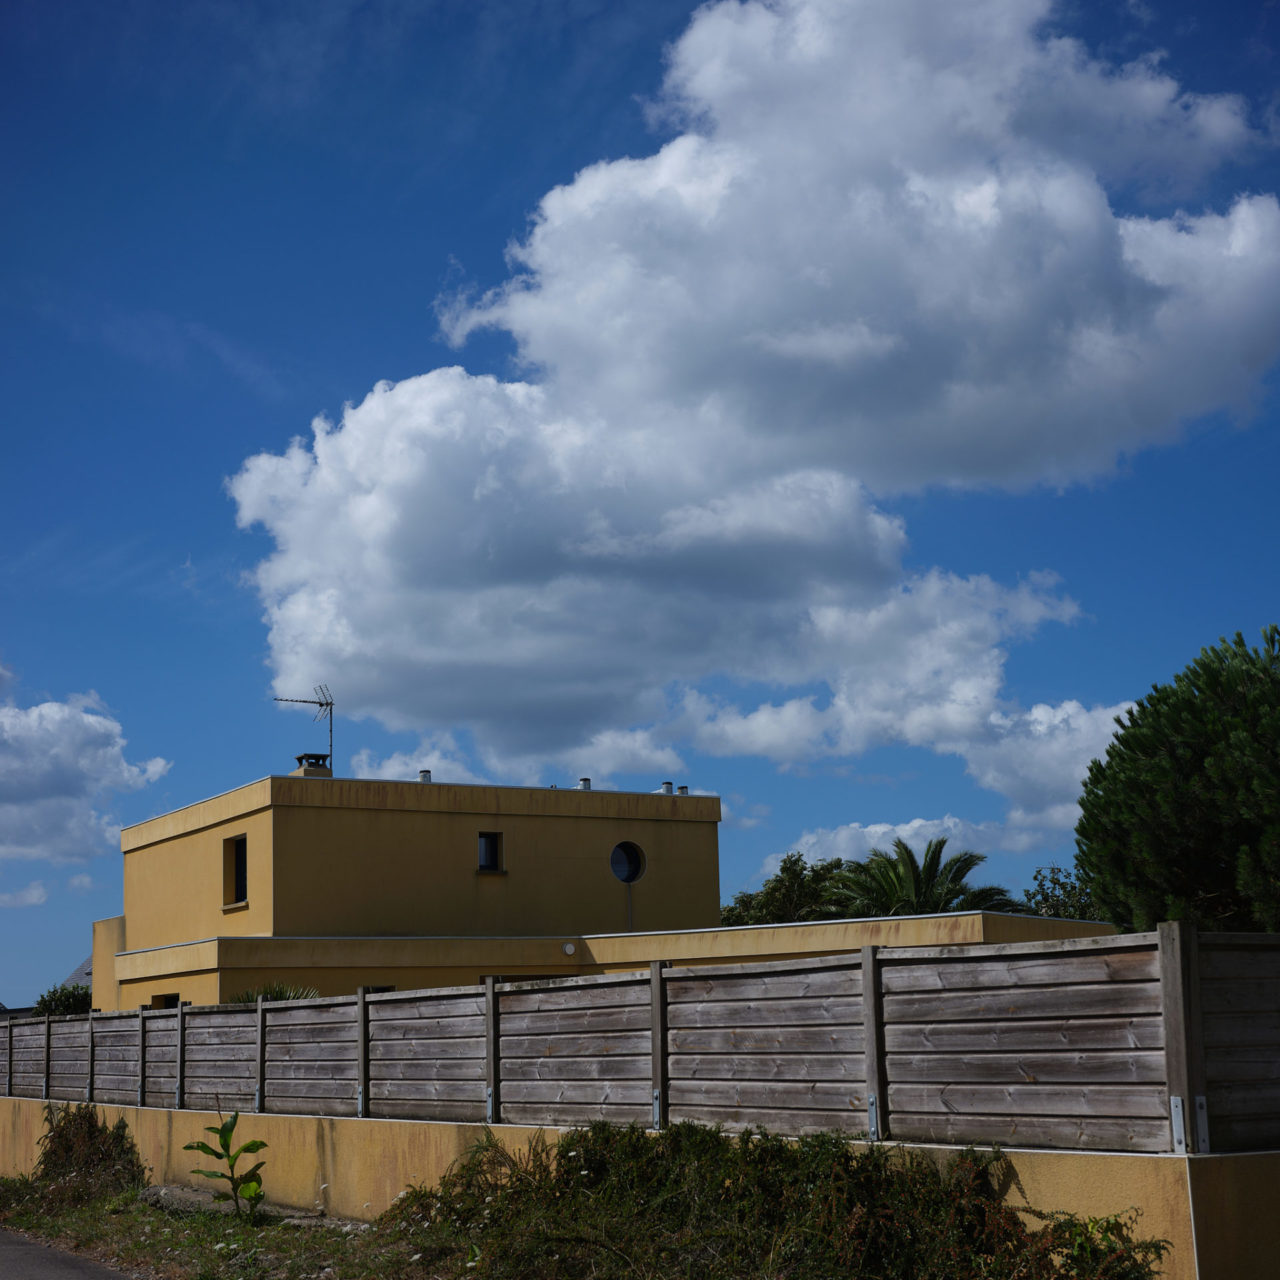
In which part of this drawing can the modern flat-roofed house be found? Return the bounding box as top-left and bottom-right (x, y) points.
(91, 756), (722, 1011)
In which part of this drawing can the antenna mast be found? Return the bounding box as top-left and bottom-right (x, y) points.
(273, 684), (334, 764)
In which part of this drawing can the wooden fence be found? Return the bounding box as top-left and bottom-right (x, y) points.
(3, 924), (1276, 1154)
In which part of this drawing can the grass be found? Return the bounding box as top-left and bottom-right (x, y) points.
(0, 1110), (1170, 1280)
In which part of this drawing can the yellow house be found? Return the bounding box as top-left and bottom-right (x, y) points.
(92, 755), (1112, 1012)
(92, 758), (722, 1011)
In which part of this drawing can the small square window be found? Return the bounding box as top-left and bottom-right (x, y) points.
(151, 993), (180, 1010)
(478, 831), (504, 873)
(223, 834), (247, 905)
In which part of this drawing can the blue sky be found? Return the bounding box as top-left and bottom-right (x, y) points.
(2, 0), (1278, 1008)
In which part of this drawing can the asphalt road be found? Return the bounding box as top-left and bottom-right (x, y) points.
(0, 1229), (134, 1278)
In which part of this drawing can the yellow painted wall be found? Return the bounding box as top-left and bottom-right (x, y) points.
(0, 1097), (1233, 1279)
(122, 805), (274, 951)
(270, 791), (719, 938)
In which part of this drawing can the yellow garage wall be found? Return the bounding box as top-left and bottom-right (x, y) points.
(0, 1097), (1222, 1278)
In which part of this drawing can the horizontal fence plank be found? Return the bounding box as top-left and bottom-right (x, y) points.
(883, 983), (1161, 1024)
(669, 1026), (865, 1054)
(889, 1113), (1170, 1152)
(886, 1051), (1165, 1085)
(501, 1080), (651, 1106)
(371, 1058), (486, 1082)
(667, 997), (861, 1029)
(502, 1103), (651, 1126)
(370, 1036), (486, 1062)
(887, 1083), (1167, 1118)
(669, 1054), (866, 1083)
(370, 1098), (487, 1121)
(499, 983), (648, 1015)
(499, 1031), (650, 1058)
(669, 1080), (866, 1111)
(880, 949), (1158, 993)
(668, 1105), (867, 1134)
(368, 1079), (485, 1103)
(665, 969), (861, 1004)
(501, 1056), (649, 1082)
(1199, 978), (1280, 1015)
(367, 995), (485, 1021)
(367, 1016), (486, 1042)
(498, 1007), (650, 1037)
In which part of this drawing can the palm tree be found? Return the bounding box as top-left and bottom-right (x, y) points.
(828, 837), (1022, 917)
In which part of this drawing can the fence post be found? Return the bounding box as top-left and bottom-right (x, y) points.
(1158, 921), (1208, 1153)
(484, 977), (501, 1124)
(85, 1013), (95, 1103)
(650, 962), (668, 1130)
(860, 946), (889, 1141)
(3, 1017), (10, 1096)
(254, 996), (266, 1113)
(42, 1015), (51, 1101)
(355, 988), (369, 1119)
(174, 1002), (186, 1110)
(137, 1008), (146, 1108)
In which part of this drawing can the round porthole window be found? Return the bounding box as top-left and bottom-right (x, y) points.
(610, 841), (646, 884)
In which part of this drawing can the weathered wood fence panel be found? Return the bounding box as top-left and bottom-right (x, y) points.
(880, 935), (1169, 1152)
(1199, 934), (1280, 1152)
(7, 926), (1280, 1155)
(92, 1012), (141, 1106)
(500, 973), (652, 1127)
(143, 1011), (177, 1109)
(184, 1007), (256, 1115)
(667, 955), (867, 1134)
(368, 988), (486, 1122)
(8, 1020), (45, 1098)
(264, 998), (358, 1117)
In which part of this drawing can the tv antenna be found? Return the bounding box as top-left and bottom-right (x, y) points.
(273, 684), (334, 764)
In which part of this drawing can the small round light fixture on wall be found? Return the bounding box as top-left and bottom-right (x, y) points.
(562, 942), (577, 956)
(610, 841), (646, 884)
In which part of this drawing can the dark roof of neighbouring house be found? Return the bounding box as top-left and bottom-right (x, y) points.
(63, 955), (92, 989)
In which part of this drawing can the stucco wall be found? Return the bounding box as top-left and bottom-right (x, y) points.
(0, 1097), (1214, 1278)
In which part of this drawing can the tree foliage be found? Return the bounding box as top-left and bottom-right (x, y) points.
(1022, 865), (1098, 921)
(722, 840), (1021, 925)
(721, 853), (847, 925)
(1075, 626), (1280, 932)
(32, 984), (92, 1016)
(830, 838), (1022, 917)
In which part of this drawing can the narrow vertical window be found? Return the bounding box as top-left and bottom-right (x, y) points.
(223, 834), (248, 905)
(477, 831), (503, 873)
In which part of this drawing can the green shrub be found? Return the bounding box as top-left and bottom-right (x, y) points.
(32, 1104), (147, 1206)
(382, 1122), (1169, 1279)
(226, 982), (320, 1004)
(32, 984), (92, 1016)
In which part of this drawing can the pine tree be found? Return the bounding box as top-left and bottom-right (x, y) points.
(1075, 626), (1280, 931)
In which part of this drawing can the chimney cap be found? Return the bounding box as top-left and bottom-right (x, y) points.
(291, 752), (332, 778)
(578, 777), (591, 790)
(418, 768), (433, 783)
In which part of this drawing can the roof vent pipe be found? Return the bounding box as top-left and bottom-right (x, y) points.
(677, 785), (688, 796)
(661, 781), (673, 795)
(419, 769), (432, 783)
(579, 777), (591, 791)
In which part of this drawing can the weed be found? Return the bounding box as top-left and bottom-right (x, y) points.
(183, 1112), (267, 1223)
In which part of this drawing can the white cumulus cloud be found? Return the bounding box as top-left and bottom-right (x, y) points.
(231, 0), (1279, 826)
(0, 694), (170, 863)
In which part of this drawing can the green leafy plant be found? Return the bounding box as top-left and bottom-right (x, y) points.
(226, 982), (320, 1004)
(183, 1112), (268, 1222)
(1023, 864), (1098, 920)
(32, 983), (93, 1016)
(1076, 624), (1280, 931)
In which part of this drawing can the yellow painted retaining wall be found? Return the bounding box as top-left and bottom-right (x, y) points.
(5, 1095), (1266, 1278)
